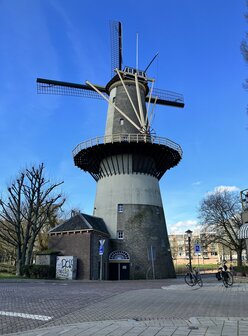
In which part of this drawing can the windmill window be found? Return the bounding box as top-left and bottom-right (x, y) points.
(112, 97), (116, 103)
(109, 250), (130, 260)
(119, 118), (124, 125)
(117, 230), (124, 240)
(117, 204), (124, 212)
(121, 135), (128, 142)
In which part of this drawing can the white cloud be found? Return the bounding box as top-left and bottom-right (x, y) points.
(192, 181), (201, 186)
(208, 185), (240, 195)
(168, 220), (198, 234)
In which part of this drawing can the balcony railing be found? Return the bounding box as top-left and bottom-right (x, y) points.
(72, 133), (182, 157)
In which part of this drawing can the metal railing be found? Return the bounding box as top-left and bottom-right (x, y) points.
(72, 133), (182, 157)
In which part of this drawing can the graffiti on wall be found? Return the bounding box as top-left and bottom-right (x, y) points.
(56, 256), (77, 280)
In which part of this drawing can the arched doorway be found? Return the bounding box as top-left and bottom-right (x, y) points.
(109, 250), (130, 280)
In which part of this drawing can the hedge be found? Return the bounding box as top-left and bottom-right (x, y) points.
(22, 265), (55, 279)
(233, 265), (248, 275)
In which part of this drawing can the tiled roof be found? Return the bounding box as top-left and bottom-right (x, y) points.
(49, 212), (109, 235)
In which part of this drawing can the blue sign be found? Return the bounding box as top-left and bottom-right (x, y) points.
(194, 243), (201, 253)
(99, 239), (105, 255)
(99, 245), (104, 255)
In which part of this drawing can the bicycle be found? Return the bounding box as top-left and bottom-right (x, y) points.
(216, 266), (233, 288)
(184, 264), (203, 287)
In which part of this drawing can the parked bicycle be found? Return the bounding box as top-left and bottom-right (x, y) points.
(184, 264), (203, 287)
(216, 265), (233, 288)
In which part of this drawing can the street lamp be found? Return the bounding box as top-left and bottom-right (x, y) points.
(185, 229), (193, 271)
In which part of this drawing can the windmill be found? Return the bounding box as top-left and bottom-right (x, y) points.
(37, 21), (184, 280)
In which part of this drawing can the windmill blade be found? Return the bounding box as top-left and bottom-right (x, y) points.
(110, 21), (122, 77)
(37, 78), (107, 100)
(145, 87), (184, 108)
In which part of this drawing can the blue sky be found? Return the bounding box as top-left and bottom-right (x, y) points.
(0, 0), (247, 234)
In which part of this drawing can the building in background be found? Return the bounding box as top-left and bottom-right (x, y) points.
(169, 232), (246, 269)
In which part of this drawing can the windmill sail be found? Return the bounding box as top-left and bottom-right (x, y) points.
(110, 21), (122, 77)
(37, 78), (108, 100)
(146, 87), (184, 107)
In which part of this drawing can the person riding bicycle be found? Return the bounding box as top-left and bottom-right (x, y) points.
(216, 262), (228, 281)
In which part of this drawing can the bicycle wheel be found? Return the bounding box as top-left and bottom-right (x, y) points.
(184, 273), (195, 286)
(225, 271), (233, 287)
(197, 274), (203, 287)
(223, 278), (229, 288)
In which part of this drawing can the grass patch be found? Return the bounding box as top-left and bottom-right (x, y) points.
(0, 272), (20, 279)
(175, 263), (218, 274)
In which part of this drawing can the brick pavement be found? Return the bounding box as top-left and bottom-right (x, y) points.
(0, 279), (176, 334)
(1, 278), (248, 336)
(4, 318), (248, 336)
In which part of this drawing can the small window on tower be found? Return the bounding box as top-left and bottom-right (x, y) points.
(117, 230), (124, 239)
(112, 96), (116, 103)
(119, 118), (124, 125)
(117, 204), (124, 212)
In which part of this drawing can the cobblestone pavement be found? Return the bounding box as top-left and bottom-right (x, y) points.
(1, 277), (248, 336)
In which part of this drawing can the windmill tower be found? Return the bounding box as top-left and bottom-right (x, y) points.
(37, 21), (184, 280)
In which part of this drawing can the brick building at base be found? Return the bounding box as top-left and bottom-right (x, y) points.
(49, 210), (174, 281)
(48, 212), (109, 280)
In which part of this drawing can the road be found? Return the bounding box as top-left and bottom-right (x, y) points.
(0, 275), (248, 335)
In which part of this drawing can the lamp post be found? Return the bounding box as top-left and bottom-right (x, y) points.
(185, 229), (193, 271)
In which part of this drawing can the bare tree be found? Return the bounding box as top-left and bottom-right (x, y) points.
(0, 163), (65, 275)
(36, 208), (64, 251)
(198, 190), (244, 266)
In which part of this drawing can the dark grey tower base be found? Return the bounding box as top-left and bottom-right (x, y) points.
(111, 204), (175, 279)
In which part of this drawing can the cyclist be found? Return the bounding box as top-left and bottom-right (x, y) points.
(216, 263), (233, 287)
(216, 267), (222, 281)
(216, 262), (227, 281)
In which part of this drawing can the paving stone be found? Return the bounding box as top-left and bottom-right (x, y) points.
(155, 327), (177, 336)
(2, 278), (248, 335)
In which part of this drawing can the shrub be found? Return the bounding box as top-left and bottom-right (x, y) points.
(22, 265), (31, 278)
(0, 264), (15, 274)
(22, 265), (55, 279)
(233, 265), (248, 275)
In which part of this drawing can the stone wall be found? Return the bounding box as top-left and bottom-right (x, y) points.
(111, 204), (175, 279)
(48, 232), (91, 280)
(48, 231), (110, 280)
